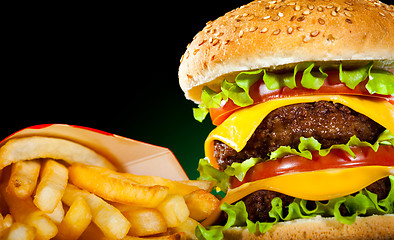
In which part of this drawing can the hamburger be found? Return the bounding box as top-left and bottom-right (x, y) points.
(178, 0), (394, 239)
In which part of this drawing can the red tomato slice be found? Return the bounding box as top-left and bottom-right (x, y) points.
(230, 145), (394, 189)
(210, 71), (394, 126)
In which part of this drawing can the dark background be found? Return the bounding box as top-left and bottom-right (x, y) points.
(3, 0), (391, 179)
(2, 1), (250, 179)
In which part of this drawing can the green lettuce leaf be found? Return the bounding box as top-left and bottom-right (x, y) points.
(196, 176), (394, 240)
(301, 63), (328, 90)
(197, 158), (229, 192)
(339, 62), (372, 89)
(224, 158), (260, 183)
(193, 61), (394, 122)
(367, 68), (394, 95)
(270, 129), (394, 160)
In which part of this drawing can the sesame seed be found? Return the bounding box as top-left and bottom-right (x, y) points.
(331, 10), (338, 16)
(379, 12), (385, 17)
(212, 39), (219, 46)
(294, 5), (301, 11)
(249, 26), (258, 32)
(297, 27), (304, 31)
(193, 48), (200, 55)
(239, 30), (244, 38)
(185, 51), (190, 59)
(345, 18), (353, 24)
(210, 55), (215, 61)
(335, 6), (341, 12)
(272, 16), (280, 21)
(224, 40), (231, 45)
(344, 11), (352, 17)
(278, 12), (284, 17)
(317, 6), (324, 12)
(326, 5), (334, 9)
(310, 30), (320, 37)
(198, 39), (206, 46)
(303, 9), (310, 15)
(318, 18), (326, 24)
(260, 27), (268, 33)
(209, 37), (213, 43)
(345, 6), (354, 11)
(297, 16), (305, 21)
(287, 27), (294, 34)
(272, 29), (281, 35)
(308, 4), (315, 10)
(303, 35), (311, 42)
(290, 15), (296, 21)
(263, 15), (271, 20)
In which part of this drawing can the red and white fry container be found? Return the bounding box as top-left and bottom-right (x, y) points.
(0, 124), (189, 181)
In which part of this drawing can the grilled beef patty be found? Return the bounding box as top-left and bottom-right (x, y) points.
(214, 101), (385, 170)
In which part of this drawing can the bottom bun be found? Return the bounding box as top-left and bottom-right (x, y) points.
(223, 215), (394, 240)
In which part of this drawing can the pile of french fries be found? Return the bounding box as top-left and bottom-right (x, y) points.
(0, 136), (220, 239)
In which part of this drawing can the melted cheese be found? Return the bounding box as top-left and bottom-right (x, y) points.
(205, 95), (394, 168)
(202, 166), (394, 226)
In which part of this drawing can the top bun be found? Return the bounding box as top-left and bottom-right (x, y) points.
(178, 0), (394, 103)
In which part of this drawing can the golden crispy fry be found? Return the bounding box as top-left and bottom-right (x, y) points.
(0, 136), (116, 170)
(179, 180), (216, 193)
(170, 217), (200, 240)
(62, 184), (130, 239)
(7, 160), (41, 199)
(121, 174), (203, 196)
(69, 163), (169, 208)
(157, 194), (190, 228)
(56, 196), (92, 240)
(123, 232), (186, 240)
(123, 206), (167, 237)
(45, 200), (64, 225)
(1, 185), (57, 239)
(0, 213), (13, 237)
(3, 222), (35, 240)
(34, 159), (68, 213)
(184, 189), (220, 221)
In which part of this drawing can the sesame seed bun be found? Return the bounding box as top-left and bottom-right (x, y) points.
(223, 215), (394, 240)
(178, 0), (394, 103)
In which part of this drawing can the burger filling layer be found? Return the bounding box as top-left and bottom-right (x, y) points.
(242, 177), (391, 223)
(212, 100), (389, 223)
(214, 101), (385, 170)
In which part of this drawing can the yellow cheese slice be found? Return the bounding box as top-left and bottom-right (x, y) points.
(205, 95), (394, 168)
(202, 166), (394, 226)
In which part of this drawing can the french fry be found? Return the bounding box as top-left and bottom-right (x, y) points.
(184, 189), (220, 221)
(121, 174), (201, 196)
(69, 163), (169, 208)
(157, 194), (190, 228)
(1, 185), (57, 239)
(55, 196), (92, 240)
(170, 217), (200, 240)
(45, 200), (64, 225)
(62, 184), (130, 239)
(0, 136), (116, 170)
(179, 180), (216, 193)
(123, 232), (186, 240)
(7, 160), (41, 199)
(0, 213), (13, 237)
(123, 206), (167, 237)
(3, 222), (35, 240)
(34, 159), (68, 213)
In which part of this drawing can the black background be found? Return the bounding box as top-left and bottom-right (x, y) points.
(2, 0), (391, 179)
